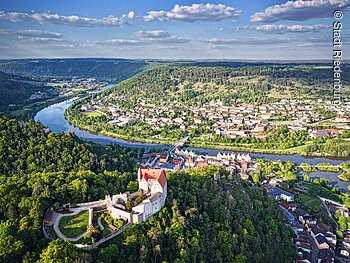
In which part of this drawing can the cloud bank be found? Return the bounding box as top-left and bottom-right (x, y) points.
(99, 30), (190, 45)
(243, 24), (328, 33)
(0, 10), (132, 27)
(251, 0), (350, 22)
(205, 37), (290, 45)
(144, 3), (241, 22)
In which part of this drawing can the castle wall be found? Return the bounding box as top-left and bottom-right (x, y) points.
(143, 201), (153, 220)
(139, 179), (148, 192)
(108, 206), (132, 223)
(151, 181), (163, 194)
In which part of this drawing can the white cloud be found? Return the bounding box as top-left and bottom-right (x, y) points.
(98, 39), (140, 45)
(134, 30), (171, 38)
(144, 3), (241, 22)
(0, 28), (13, 35)
(243, 24), (328, 34)
(0, 10), (130, 27)
(17, 29), (63, 38)
(127, 11), (135, 19)
(205, 37), (290, 45)
(298, 42), (330, 47)
(99, 36), (189, 45)
(17, 36), (66, 43)
(251, 0), (350, 22)
(101, 30), (190, 45)
(99, 30), (189, 45)
(154, 36), (190, 43)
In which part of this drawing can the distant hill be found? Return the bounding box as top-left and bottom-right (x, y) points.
(0, 58), (148, 82)
(99, 64), (349, 103)
(0, 71), (49, 112)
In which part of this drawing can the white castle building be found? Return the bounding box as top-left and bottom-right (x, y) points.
(107, 168), (167, 224)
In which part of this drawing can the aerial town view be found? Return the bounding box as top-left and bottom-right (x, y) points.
(0, 0), (349, 263)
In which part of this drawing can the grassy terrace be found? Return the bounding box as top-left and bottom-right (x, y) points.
(58, 210), (89, 238)
(294, 192), (331, 225)
(293, 181), (342, 226)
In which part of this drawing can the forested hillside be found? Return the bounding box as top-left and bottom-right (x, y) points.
(0, 114), (142, 262)
(102, 65), (350, 104)
(0, 114), (295, 262)
(0, 71), (50, 112)
(97, 167), (295, 263)
(0, 59), (148, 82)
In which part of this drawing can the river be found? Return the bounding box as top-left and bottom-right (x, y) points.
(34, 84), (350, 191)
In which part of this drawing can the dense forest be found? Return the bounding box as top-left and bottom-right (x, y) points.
(0, 59), (148, 82)
(0, 71), (52, 112)
(96, 167), (295, 263)
(103, 64), (350, 103)
(0, 114), (295, 262)
(0, 114), (142, 262)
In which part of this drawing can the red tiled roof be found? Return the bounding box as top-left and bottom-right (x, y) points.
(140, 169), (167, 188)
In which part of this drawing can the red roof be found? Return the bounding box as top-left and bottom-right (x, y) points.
(324, 129), (339, 134)
(139, 169), (167, 188)
(195, 163), (209, 168)
(280, 203), (289, 209)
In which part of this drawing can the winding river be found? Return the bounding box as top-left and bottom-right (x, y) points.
(34, 84), (350, 191)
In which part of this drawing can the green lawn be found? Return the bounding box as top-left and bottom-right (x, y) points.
(58, 210), (89, 238)
(82, 111), (103, 117)
(296, 193), (321, 210)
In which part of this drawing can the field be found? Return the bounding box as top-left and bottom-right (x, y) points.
(58, 210), (89, 238)
(81, 110), (104, 117)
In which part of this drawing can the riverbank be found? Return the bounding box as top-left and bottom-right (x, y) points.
(11, 95), (69, 119)
(64, 112), (350, 160)
(65, 117), (177, 146)
(34, 97), (350, 191)
(34, 98), (348, 162)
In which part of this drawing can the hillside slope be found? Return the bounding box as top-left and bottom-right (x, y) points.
(0, 58), (148, 82)
(0, 71), (49, 112)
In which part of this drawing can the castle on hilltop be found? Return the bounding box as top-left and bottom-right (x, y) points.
(106, 168), (167, 224)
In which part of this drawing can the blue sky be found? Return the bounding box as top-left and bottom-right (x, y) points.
(0, 0), (349, 59)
